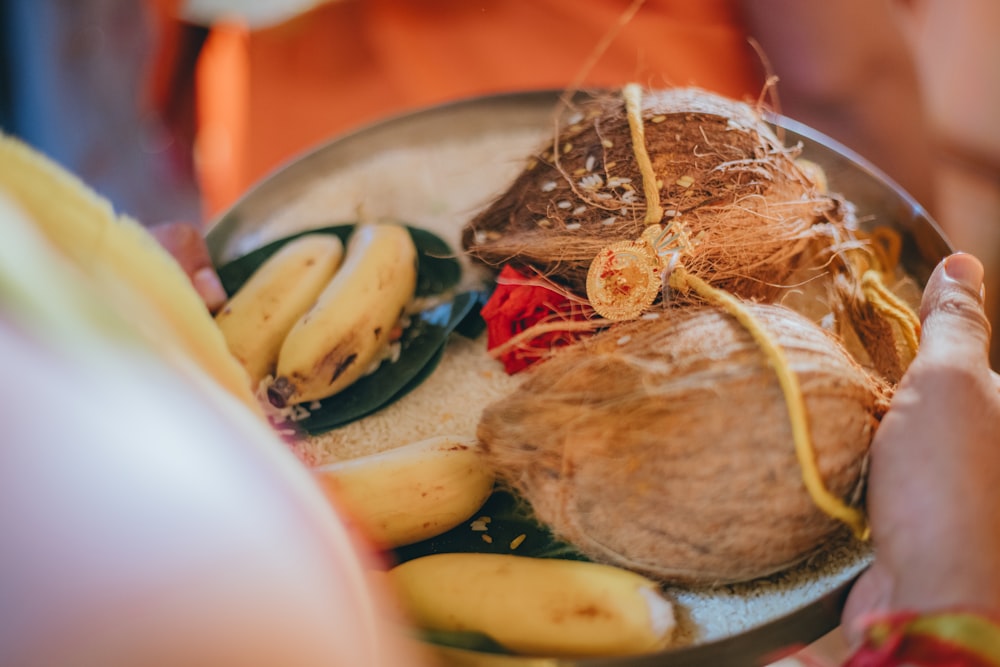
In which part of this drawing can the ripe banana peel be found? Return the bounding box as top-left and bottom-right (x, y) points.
(389, 553), (676, 657)
(271, 223), (418, 405)
(0, 134), (259, 414)
(313, 436), (495, 548)
(216, 234), (344, 386)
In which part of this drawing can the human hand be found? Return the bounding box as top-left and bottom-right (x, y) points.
(148, 221), (228, 313)
(842, 252), (1000, 644)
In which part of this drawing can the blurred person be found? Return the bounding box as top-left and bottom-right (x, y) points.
(153, 0), (936, 220)
(0, 0), (203, 224)
(893, 0), (1000, 367)
(2, 0), (935, 224)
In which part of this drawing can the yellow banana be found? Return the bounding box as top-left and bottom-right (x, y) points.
(215, 234), (344, 386)
(313, 436), (495, 548)
(0, 134), (259, 414)
(270, 223), (417, 405)
(389, 553), (676, 657)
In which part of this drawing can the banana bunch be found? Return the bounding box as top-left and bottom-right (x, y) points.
(313, 435), (495, 548)
(389, 552), (676, 657)
(217, 223), (418, 405)
(215, 234), (344, 386)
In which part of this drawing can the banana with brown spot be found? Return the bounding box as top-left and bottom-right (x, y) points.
(270, 223), (417, 405)
(389, 552), (676, 657)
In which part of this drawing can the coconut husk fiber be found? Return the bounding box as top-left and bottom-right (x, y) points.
(477, 303), (891, 585)
(461, 87), (854, 304)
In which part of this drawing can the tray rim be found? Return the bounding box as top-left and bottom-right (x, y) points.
(206, 89), (951, 667)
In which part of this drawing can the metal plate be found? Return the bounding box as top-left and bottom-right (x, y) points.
(206, 90), (951, 667)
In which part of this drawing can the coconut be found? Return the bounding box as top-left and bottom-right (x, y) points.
(477, 303), (890, 585)
(461, 87), (852, 304)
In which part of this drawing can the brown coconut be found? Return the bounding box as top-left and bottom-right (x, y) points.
(477, 303), (890, 585)
(462, 87), (854, 303)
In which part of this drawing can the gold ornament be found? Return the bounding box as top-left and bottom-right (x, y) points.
(585, 239), (662, 321)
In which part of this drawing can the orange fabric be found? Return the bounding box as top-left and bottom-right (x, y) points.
(195, 0), (762, 217)
(196, 22), (251, 216)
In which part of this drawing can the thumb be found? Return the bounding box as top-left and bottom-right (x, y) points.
(917, 253), (991, 367)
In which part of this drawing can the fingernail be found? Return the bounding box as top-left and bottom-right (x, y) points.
(943, 252), (985, 296)
(193, 267), (227, 310)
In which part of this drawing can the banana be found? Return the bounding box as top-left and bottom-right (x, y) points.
(389, 553), (676, 657)
(0, 135), (259, 413)
(270, 222), (418, 405)
(215, 234), (344, 386)
(313, 435), (495, 548)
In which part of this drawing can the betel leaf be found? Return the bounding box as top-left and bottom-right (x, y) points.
(392, 489), (588, 564)
(292, 291), (483, 434)
(215, 223), (478, 434)
(215, 223), (462, 298)
(419, 630), (512, 655)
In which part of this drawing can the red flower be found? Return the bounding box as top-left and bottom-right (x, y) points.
(480, 266), (592, 374)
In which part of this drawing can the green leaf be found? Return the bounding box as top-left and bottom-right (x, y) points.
(392, 489), (588, 564)
(419, 629), (512, 655)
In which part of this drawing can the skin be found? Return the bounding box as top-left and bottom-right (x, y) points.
(149, 221), (228, 313)
(842, 252), (1000, 643)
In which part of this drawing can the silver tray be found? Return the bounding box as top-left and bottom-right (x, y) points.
(206, 90), (951, 667)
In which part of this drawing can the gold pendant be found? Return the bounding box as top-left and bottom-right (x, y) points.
(585, 238), (662, 321)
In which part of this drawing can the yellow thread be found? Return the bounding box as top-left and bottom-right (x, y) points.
(861, 270), (921, 356)
(487, 319), (608, 359)
(869, 227), (903, 272)
(669, 266), (870, 540)
(622, 83), (664, 224)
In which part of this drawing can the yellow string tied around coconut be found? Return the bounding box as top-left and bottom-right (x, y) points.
(862, 269), (922, 357)
(585, 83), (870, 540)
(668, 266), (871, 541)
(623, 83), (665, 225)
